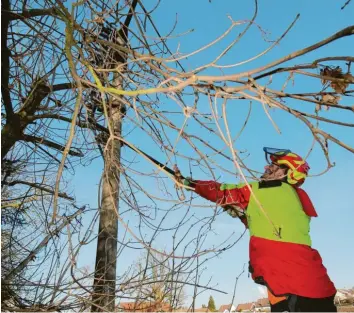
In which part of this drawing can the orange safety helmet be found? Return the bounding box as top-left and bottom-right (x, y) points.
(263, 147), (310, 186)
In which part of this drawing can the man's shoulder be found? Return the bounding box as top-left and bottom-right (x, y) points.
(220, 181), (257, 190)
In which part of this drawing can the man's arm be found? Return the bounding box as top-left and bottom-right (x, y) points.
(173, 165), (251, 226)
(188, 179), (251, 227)
(192, 180), (250, 209)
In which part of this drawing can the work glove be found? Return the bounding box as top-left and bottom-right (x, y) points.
(182, 177), (193, 187)
(173, 165), (194, 189)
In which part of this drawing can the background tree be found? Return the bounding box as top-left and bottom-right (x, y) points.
(208, 295), (216, 312)
(120, 251), (186, 311)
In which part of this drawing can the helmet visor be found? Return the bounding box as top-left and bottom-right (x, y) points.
(263, 147), (291, 164)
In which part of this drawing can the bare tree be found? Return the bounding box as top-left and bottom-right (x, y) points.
(119, 251), (186, 310)
(2, 0), (354, 311)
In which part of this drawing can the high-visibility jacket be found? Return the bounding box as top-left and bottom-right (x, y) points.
(193, 179), (336, 298)
(246, 182), (311, 246)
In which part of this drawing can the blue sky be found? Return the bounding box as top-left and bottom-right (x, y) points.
(71, 0), (354, 307)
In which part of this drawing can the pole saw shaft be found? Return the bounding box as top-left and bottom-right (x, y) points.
(122, 140), (177, 176)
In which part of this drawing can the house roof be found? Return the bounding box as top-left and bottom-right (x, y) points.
(337, 289), (354, 297)
(218, 304), (232, 312)
(194, 308), (210, 312)
(255, 298), (270, 307)
(117, 301), (171, 312)
(236, 302), (254, 311)
(235, 297), (270, 311)
(119, 302), (136, 310)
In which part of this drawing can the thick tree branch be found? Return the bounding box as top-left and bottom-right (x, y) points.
(1, 0), (14, 118)
(191, 26), (354, 83)
(1, 82), (74, 160)
(120, 0), (138, 40)
(52, 82), (75, 91)
(23, 135), (84, 157)
(6, 7), (60, 21)
(249, 25), (354, 80)
(312, 56), (354, 64)
(27, 114), (109, 133)
(5, 180), (74, 200)
(253, 57), (354, 81)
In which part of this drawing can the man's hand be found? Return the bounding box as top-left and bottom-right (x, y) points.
(173, 165), (193, 187)
(173, 164), (183, 178)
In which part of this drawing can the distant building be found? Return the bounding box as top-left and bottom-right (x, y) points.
(235, 302), (255, 312)
(236, 298), (270, 312)
(254, 298), (270, 312)
(194, 308), (210, 312)
(218, 304), (236, 312)
(117, 301), (171, 312)
(335, 289), (354, 305)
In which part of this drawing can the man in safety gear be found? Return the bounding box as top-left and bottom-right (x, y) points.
(174, 147), (337, 312)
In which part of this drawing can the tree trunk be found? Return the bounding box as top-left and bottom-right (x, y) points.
(92, 76), (124, 311)
(91, 3), (136, 309)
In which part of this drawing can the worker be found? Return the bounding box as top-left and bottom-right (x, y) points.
(174, 147), (337, 312)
